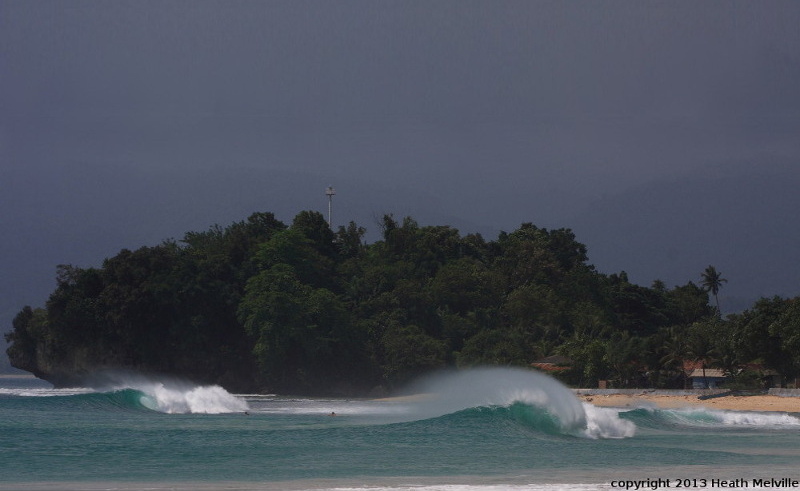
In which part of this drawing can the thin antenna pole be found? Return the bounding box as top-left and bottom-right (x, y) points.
(325, 186), (336, 228)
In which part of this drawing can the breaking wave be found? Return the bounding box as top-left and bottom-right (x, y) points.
(621, 406), (800, 429)
(1, 381), (248, 414)
(129, 382), (249, 414)
(383, 367), (636, 439)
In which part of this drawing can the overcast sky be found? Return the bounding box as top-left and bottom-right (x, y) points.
(5, 2), (798, 185)
(2, 1), (800, 323)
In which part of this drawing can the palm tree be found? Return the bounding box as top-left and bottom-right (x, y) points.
(700, 265), (727, 315)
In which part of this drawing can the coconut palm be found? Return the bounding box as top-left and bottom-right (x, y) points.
(700, 265), (727, 315)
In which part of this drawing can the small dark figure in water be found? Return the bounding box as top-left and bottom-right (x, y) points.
(329, 411), (336, 416)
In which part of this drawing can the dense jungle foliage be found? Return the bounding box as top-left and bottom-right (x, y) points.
(6, 211), (800, 394)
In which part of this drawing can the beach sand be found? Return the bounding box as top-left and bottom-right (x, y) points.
(577, 392), (800, 413)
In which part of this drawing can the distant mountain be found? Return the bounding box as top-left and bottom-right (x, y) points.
(569, 165), (800, 313)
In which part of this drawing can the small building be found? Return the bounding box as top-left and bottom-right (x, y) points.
(687, 368), (727, 389)
(741, 363), (783, 388)
(531, 355), (572, 373)
(760, 369), (782, 388)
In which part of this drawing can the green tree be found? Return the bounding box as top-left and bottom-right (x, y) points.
(239, 264), (305, 385)
(686, 321), (719, 388)
(380, 322), (447, 387)
(255, 228), (335, 289)
(558, 333), (608, 388)
(607, 272), (670, 336)
(730, 296), (795, 384)
(663, 282), (712, 326)
(4, 307), (47, 376)
(769, 298), (800, 383)
(430, 258), (502, 316)
(457, 328), (529, 367)
(700, 265), (727, 315)
(291, 210), (337, 259)
(658, 326), (690, 388)
(336, 221), (367, 258)
(605, 331), (643, 388)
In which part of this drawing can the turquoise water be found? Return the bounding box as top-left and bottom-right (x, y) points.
(1, 368), (799, 491)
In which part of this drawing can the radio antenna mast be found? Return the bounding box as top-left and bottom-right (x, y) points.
(325, 186), (336, 228)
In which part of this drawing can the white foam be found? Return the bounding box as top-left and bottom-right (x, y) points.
(581, 403), (636, 439)
(636, 406), (800, 429)
(709, 409), (800, 427)
(140, 383), (249, 414)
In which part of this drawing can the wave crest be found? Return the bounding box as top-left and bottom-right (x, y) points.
(90, 372), (249, 414)
(393, 367), (635, 439)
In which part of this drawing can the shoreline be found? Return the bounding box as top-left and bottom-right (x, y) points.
(576, 391), (800, 413)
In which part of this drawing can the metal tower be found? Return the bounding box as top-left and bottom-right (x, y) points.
(325, 186), (335, 228)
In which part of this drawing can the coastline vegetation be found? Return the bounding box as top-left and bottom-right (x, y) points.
(5, 211), (800, 394)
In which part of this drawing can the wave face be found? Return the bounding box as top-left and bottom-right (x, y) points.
(422, 401), (632, 439)
(390, 367), (635, 439)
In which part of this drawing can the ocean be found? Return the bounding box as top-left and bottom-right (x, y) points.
(1, 367), (799, 491)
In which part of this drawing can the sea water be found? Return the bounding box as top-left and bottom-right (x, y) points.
(1, 367), (799, 491)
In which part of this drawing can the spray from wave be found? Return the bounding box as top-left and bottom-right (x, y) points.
(388, 367), (635, 439)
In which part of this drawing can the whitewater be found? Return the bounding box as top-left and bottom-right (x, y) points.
(1, 368), (799, 491)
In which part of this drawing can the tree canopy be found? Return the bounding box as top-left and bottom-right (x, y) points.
(6, 211), (800, 394)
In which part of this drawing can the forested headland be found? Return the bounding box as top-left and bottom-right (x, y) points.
(6, 211), (800, 394)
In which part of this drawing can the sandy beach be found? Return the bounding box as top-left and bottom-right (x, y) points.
(577, 392), (800, 413)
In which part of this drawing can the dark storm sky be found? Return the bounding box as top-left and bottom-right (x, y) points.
(5, 2), (798, 191)
(1, 1), (800, 322)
